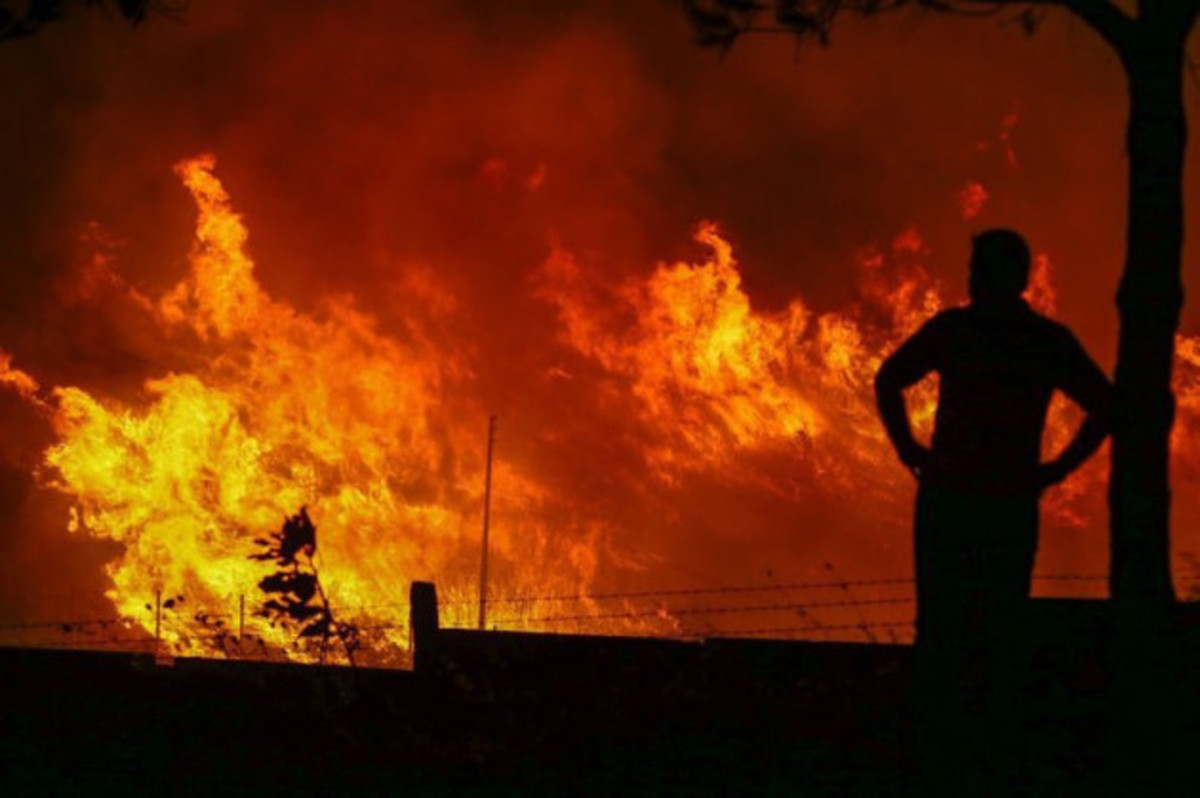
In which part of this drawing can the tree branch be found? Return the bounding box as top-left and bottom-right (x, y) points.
(948, 0), (1133, 49)
(0, 0), (155, 44)
(1061, 0), (1134, 49)
(1147, 0), (1200, 39)
(681, 1), (1136, 54)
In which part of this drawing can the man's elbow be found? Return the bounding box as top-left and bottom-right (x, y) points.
(874, 364), (899, 400)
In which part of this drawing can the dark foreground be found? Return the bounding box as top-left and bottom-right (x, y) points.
(3, 599), (1198, 795)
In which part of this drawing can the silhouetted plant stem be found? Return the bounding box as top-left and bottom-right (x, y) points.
(250, 507), (360, 668)
(305, 551), (357, 668)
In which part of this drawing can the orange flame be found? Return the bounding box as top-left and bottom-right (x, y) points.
(39, 155), (659, 661)
(0, 351), (42, 404)
(7, 157), (1200, 659)
(537, 224), (943, 497)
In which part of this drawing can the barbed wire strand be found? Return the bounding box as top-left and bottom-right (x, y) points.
(435, 573), (1103, 607)
(0, 573), (1107, 642)
(0, 573), (1097, 617)
(485, 596), (917, 625)
(437, 577), (919, 607)
(719, 620), (914, 637)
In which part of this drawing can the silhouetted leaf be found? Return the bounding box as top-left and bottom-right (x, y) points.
(3, 0), (154, 42)
(1019, 8), (1039, 35)
(115, 0), (148, 25)
(258, 571), (318, 604)
(300, 617), (331, 638)
(276, 507), (317, 565)
(683, 0), (740, 49)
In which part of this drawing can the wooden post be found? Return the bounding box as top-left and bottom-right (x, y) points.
(478, 414), (496, 630)
(410, 581), (439, 674)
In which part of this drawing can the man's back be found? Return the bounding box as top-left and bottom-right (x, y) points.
(878, 299), (1109, 495)
(933, 303), (1091, 489)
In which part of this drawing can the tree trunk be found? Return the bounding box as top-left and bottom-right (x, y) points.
(1111, 20), (1186, 610)
(1110, 22), (1189, 787)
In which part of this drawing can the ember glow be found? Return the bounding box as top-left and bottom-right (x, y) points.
(959, 182), (989, 221)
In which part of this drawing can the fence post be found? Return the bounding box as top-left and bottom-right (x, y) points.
(410, 581), (439, 674)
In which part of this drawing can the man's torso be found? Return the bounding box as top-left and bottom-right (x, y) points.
(925, 303), (1073, 494)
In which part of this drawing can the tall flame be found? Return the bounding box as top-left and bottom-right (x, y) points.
(40, 156), (569, 660)
(9, 157), (1200, 660)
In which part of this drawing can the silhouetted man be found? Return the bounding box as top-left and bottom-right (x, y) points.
(874, 229), (1112, 788)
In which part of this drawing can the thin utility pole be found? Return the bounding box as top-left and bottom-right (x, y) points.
(478, 414), (497, 630)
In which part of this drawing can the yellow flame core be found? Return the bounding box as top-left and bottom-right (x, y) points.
(38, 156), (680, 661)
(544, 223), (820, 469)
(43, 157), (509, 660)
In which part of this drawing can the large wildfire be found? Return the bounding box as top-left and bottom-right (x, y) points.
(3, 1), (1200, 666)
(1, 152), (1198, 665)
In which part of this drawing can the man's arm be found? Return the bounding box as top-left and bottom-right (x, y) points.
(1038, 333), (1114, 489)
(875, 318), (943, 477)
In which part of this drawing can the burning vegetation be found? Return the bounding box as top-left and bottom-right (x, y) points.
(0, 148), (1198, 664)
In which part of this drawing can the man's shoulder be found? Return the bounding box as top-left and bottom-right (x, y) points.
(914, 304), (1079, 347)
(1021, 307), (1079, 347)
(925, 306), (969, 329)
(956, 301), (1078, 341)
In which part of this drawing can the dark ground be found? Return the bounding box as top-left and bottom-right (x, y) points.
(2, 599), (1197, 795)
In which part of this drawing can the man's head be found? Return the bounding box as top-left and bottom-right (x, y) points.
(969, 228), (1030, 304)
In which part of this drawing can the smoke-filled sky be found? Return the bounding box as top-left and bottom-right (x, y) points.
(2, 0), (1199, 643)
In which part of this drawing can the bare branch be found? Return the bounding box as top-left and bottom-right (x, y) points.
(681, 0), (1136, 54)
(1143, 0), (1200, 25)
(932, 0), (1133, 48)
(1060, 0), (1135, 48)
(0, 0), (157, 43)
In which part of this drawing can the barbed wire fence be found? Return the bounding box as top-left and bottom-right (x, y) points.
(0, 573), (1107, 664)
